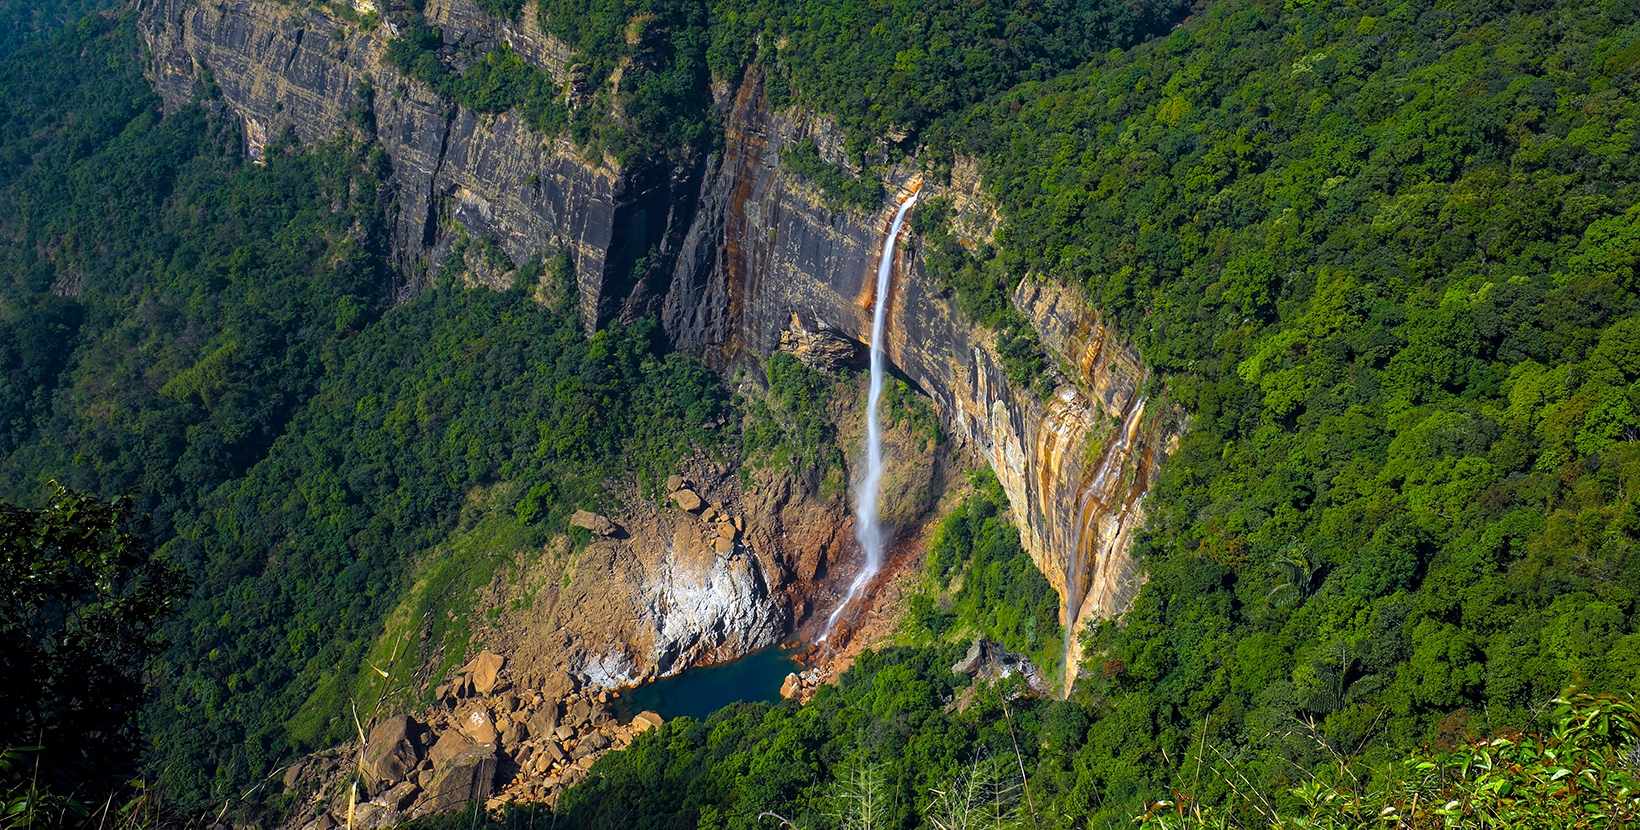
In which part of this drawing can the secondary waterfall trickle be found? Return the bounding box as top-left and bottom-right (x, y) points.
(819, 193), (918, 643)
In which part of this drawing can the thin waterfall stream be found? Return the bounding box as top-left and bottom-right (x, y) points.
(819, 193), (918, 642)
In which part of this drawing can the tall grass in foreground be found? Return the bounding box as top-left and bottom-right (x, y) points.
(1134, 691), (1640, 829)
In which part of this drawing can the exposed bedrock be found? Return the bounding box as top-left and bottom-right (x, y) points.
(136, 0), (678, 330)
(137, 1), (1180, 687)
(666, 72), (1181, 684)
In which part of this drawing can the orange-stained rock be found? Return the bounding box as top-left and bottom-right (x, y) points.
(459, 652), (504, 695)
(668, 489), (702, 512)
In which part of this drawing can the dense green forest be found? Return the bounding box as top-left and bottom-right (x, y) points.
(5, 0), (1640, 824)
(0, 14), (731, 815)
(429, 0), (1640, 823)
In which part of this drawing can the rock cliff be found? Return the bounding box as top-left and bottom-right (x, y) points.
(663, 72), (1180, 684)
(135, 0), (1179, 689)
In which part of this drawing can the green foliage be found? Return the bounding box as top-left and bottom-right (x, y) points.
(0, 15), (386, 535)
(1287, 692), (1640, 829)
(910, 198), (1048, 395)
(474, 0), (526, 21)
(0, 0), (112, 58)
(146, 287), (727, 810)
(709, 0), (1192, 157)
(387, 0), (712, 165)
(923, 469), (1061, 675)
(740, 353), (846, 486)
(975, 0), (1640, 822)
(881, 375), (940, 451)
(780, 139), (884, 212)
(547, 646), (1051, 830)
(0, 19), (732, 816)
(0, 485), (187, 799)
(386, 30), (572, 136)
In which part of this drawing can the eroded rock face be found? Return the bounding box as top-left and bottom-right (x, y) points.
(137, 0), (661, 332)
(664, 72), (1179, 683)
(138, 2), (1176, 694)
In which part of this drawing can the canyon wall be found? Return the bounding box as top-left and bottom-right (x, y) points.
(136, 0), (1177, 687)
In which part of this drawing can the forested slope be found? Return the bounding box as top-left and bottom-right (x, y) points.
(0, 16), (733, 813)
(530, 0), (1640, 826)
(4, 0), (1640, 824)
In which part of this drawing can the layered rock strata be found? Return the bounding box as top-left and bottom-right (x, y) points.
(136, 0), (1178, 696)
(137, 0), (664, 329)
(663, 72), (1179, 684)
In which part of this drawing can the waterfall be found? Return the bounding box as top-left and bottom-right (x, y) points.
(819, 193), (918, 643)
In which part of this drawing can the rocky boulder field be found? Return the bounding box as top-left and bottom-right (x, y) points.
(280, 652), (664, 828)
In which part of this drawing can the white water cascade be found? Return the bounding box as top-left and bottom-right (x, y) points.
(820, 193), (918, 643)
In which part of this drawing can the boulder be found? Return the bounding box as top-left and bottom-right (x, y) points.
(569, 510), (618, 536)
(554, 724), (575, 742)
(665, 474), (684, 492)
(952, 638), (987, 675)
(713, 537), (735, 554)
(538, 670), (576, 701)
(715, 520), (737, 540)
(500, 721), (525, 751)
(429, 730), (476, 771)
(527, 704), (559, 740)
(572, 733), (610, 759)
(668, 488), (702, 512)
(567, 699), (592, 728)
(282, 761), (305, 789)
(362, 715), (422, 793)
(425, 746), (497, 813)
(541, 741), (566, 763)
(632, 711), (664, 733)
(458, 706), (497, 747)
(349, 802), (389, 830)
(779, 673), (801, 699)
(379, 781), (419, 812)
(459, 651), (505, 695)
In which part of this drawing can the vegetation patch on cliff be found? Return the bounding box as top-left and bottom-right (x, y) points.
(909, 467), (1062, 675)
(779, 139), (885, 212)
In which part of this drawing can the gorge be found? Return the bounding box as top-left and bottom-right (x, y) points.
(11, 0), (1640, 824)
(135, 0), (1175, 690)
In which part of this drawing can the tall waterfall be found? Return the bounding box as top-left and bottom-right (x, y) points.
(820, 193), (918, 642)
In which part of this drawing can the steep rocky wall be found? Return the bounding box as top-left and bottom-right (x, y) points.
(134, 0), (1177, 688)
(665, 72), (1179, 685)
(136, 0), (668, 329)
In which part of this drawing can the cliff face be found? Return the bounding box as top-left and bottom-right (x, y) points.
(135, 3), (1177, 687)
(137, 0), (678, 328)
(665, 72), (1178, 684)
